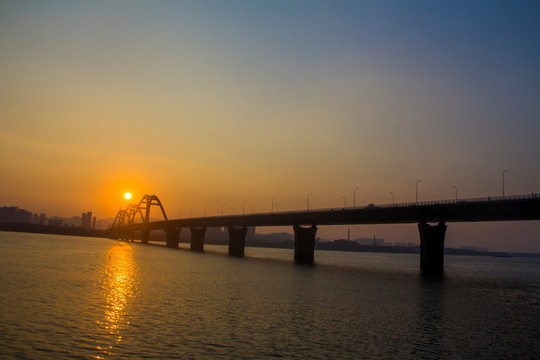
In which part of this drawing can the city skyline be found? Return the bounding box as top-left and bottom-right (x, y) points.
(1, 1), (539, 251)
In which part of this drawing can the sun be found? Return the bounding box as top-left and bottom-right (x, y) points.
(124, 192), (132, 200)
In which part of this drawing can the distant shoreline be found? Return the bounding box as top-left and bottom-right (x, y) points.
(1, 223), (538, 258)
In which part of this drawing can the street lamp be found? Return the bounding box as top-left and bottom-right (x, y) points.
(221, 203), (226, 216)
(342, 196), (346, 207)
(390, 192), (395, 205)
(416, 179), (421, 203)
(306, 193), (312, 211)
(452, 186), (458, 201)
(353, 187), (359, 207)
(204, 204), (208, 217)
(502, 170), (508, 199)
(242, 201), (247, 215)
(271, 197), (277, 213)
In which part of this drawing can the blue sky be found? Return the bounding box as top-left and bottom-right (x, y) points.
(1, 1), (539, 251)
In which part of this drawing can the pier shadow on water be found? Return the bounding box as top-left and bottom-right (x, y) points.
(412, 277), (448, 359)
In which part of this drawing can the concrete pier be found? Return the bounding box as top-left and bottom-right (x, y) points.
(294, 224), (318, 264)
(190, 227), (206, 252)
(165, 227), (181, 248)
(228, 226), (248, 257)
(418, 221), (447, 277)
(141, 228), (150, 244)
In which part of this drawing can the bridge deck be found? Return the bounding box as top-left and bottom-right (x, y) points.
(114, 194), (540, 231)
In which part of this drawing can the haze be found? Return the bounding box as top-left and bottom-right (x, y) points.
(1, 1), (539, 252)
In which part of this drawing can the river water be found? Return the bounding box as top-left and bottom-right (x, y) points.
(0, 231), (539, 359)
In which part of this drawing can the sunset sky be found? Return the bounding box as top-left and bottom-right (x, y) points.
(1, 1), (539, 251)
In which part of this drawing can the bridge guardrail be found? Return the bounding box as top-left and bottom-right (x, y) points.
(254, 193), (539, 217)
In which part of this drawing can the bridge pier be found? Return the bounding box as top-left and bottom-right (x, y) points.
(294, 224), (318, 264)
(141, 228), (150, 244)
(228, 226), (248, 257)
(418, 221), (447, 277)
(165, 227), (181, 248)
(190, 227), (206, 252)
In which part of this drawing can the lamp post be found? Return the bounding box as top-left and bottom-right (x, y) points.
(390, 192), (394, 205)
(271, 197), (277, 213)
(416, 179), (421, 203)
(502, 170), (508, 199)
(242, 201), (247, 215)
(221, 203), (226, 216)
(452, 186), (458, 201)
(342, 196), (346, 207)
(204, 205), (208, 217)
(306, 193), (312, 211)
(353, 187), (359, 207)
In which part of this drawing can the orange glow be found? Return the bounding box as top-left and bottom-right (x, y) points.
(124, 192), (132, 200)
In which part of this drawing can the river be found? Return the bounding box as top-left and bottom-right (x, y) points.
(0, 231), (539, 359)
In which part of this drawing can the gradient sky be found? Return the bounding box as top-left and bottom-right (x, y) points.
(1, 1), (539, 251)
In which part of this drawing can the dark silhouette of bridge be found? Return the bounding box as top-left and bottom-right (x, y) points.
(109, 193), (540, 277)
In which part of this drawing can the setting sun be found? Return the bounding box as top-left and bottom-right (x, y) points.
(124, 192), (132, 200)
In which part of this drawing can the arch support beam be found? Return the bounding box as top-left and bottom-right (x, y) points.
(190, 227), (206, 252)
(165, 227), (181, 248)
(228, 226), (248, 257)
(418, 221), (447, 277)
(294, 224), (317, 264)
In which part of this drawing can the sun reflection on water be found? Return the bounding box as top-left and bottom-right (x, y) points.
(98, 242), (138, 353)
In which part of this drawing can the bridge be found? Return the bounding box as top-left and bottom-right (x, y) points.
(109, 193), (540, 277)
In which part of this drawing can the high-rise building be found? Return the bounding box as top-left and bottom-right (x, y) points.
(86, 211), (92, 229)
(81, 212), (87, 228)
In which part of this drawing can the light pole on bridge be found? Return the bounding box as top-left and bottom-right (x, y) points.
(452, 186), (458, 201)
(390, 192), (395, 205)
(416, 179), (421, 203)
(353, 187), (359, 207)
(271, 197), (277, 213)
(221, 203), (226, 216)
(342, 196), (346, 207)
(502, 170), (508, 199)
(242, 201), (247, 215)
(306, 193), (312, 211)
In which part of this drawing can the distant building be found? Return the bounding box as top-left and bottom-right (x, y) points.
(39, 213), (47, 225)
(0, 206), (33, 223)
(86, 211), (92, 229)
(355, 236), (388, 246)
(48, 218), (62, 227)
(80, 211), (95, 229)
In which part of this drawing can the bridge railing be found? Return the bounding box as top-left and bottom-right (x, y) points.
(250, 193), (539, 217)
